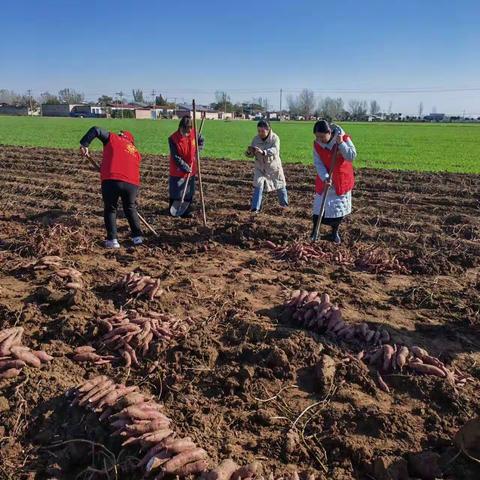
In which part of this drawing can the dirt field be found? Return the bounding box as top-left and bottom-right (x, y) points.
(0, 145), (479, 480)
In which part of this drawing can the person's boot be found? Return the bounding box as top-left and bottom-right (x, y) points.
(331, 226), (341, 244)
(311, 215), (320, 241)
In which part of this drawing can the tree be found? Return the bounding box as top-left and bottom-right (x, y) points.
(370, 99), (381, 116)
(215, 91), (230, 105)
(211, 91), (233, 112)
(348, 99), (368, 120)
(98, 95), (113, 106)
(317, 97), (345, 121)
(252, 97), (270, 112)
(155, 94), (167, 106)
(418, 101), (424, 118)
(58, 88), (84, 104)
(40, 91), (61, 104)
(287, 94), (300, 117)
(297, 89), (316, 118)
(132, 89), (144, 103)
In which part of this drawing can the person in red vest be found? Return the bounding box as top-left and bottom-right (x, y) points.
(79, 127), (143, 248)
(168, 116), (204, 217)
(312, 120), (357, 244)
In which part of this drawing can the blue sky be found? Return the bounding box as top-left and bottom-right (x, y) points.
(1, 0), (479, 115)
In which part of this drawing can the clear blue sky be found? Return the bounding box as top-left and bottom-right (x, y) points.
(1, 0), (479, 115)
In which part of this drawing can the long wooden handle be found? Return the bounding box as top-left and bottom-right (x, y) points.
(312, 143), (339, 241)
(193, 100), (207, 227)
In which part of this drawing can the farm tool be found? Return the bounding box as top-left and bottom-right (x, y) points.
(84, 154), (159, 237)
(311, 134), (340, 242)
(170, 115), (205, 217)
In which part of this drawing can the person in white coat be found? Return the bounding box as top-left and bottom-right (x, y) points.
(311, 120), (357, 244)
(245, 120), (288, 213)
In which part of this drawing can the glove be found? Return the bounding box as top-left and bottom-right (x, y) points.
(178, 159), (192, 173)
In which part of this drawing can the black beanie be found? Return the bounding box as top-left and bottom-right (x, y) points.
(257, 119), (270, 129)
(313, 119), (331, 134)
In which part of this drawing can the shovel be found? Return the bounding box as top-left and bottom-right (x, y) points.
(170, 116), (205, 217)
(311, 139), (340, 242)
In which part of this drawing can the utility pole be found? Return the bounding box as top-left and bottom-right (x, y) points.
(27, 89), (32, 116)
(279, 88), (283, 120)
(116, 91), (125, 119)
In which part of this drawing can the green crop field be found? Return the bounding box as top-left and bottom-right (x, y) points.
(0, 116), (479, 173)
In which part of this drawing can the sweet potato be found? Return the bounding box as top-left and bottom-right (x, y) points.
(134, 429), (173, 447)
(73, 352), (100, 362)
(422, 355), (445, 369)
(382, 345), (395, 371)
(297, 290), (309, 306)
(0, 359), (26, 370)
(10, 347), (42, 368)
(78, 380), (113, 405)
(0, 328), (20, 345)
(174, 459), (208, 476)
(304, 291), (318, 304)
(411, 346), (428, 359)
(125, 419), (170, 435)
(161, 448), (208, 473)
(0, 331), (20, 356)
(205, 459), (239, 480)
(395, 346), (409, 369)
(231, 462), (261, 480)
(88, 384), (117, 405)
(380, 329), (390, 344)
(0, 368), (21, 379)
(100, 385), (137, 408)
(32, 351), (53, 362)
(78, 376), (107, 393)
(75, 346), (96, 354)
(409, 363), (446, 377)
(138, 441), (174, 468)
(113, 406), (165, 420)
(365, 330), (375, 343)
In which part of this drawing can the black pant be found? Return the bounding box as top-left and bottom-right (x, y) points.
(101, 180), (143, 240)
(312, 215), (343, 238)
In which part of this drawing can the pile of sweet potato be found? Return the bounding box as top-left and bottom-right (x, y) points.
(265, 241), (407, 274)
(69, 375), (209, 477)
(119, 272), (164, 301)
(26, 255), (84, 290)
(0, 327), (53, 379)
(265, 241), (353, 266)
(364, 344), (470, 392)
(283, 289), (468, 389)
(283, 290), (391, 346)
(73, 310), (194, 367)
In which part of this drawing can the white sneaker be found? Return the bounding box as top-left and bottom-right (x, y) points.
(132, 236), (143, 246)
(104, 239), (120, 249)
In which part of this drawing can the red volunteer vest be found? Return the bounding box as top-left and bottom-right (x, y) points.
(101, 133), (141, 186)
(314, 134), (355, 195)
(169, 129), (198, 178)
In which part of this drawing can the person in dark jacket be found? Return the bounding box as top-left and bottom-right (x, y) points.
(168, 116), (204, 217)
(79, 127), (143, 248)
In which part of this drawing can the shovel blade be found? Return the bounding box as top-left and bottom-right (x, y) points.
(170, 200), (190, 217)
